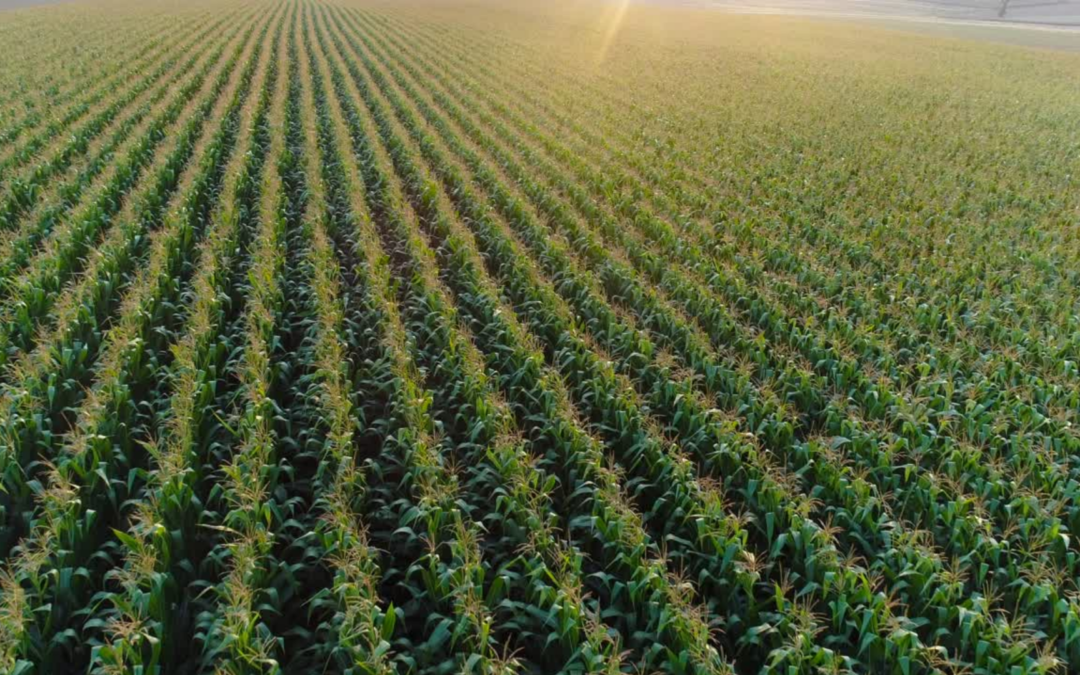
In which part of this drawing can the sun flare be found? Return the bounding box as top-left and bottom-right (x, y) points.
(592, 0), (631, 69)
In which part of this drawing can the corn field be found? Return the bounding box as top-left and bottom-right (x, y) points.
(0, 0), (1078, 673)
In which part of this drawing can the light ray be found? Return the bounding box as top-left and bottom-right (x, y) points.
(592, 0), (631, 70)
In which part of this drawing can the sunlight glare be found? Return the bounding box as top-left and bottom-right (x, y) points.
(592, 0), (631, 69)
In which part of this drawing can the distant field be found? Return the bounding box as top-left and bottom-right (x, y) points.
(660, 0), (1080, 25)
(0, 0), (71, 10)
(1, 1), (1079, 674)
(652, 0), (1080, 50)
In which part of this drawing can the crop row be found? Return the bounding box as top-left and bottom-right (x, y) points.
(1, 1), (1075, 674)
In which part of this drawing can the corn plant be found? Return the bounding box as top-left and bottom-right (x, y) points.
(2, 1), (1078, 674)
